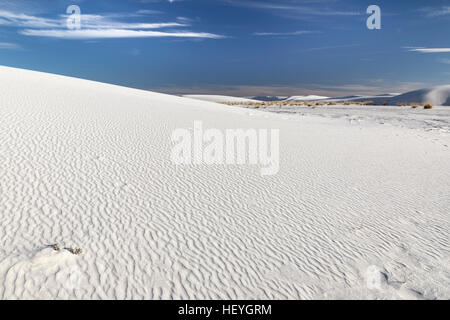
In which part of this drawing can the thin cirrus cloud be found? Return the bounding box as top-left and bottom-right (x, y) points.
(409, 48), (450, 53)
(253, 30), (319, 36)
(223, 0), (361, 16)
(0, 10), (61, 28)
(419, 6), (450, 18)
(0, 9), (224, 39)
(60, 13), (187, 30)
(0, 42), (21, 50)
(21, 29), (224, 39)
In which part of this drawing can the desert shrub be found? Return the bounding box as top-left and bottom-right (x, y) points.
(411, 105), (419, 109)
(67, 247), (83, 255)
(424, 103), (433, 109)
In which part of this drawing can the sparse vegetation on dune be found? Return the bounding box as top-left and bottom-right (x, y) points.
(220, 100), (309, 107)
(340, 100), (374, 106)
(49, 243), (83, 255)
(67, 247), (83, 255)
(219, 99), (438, 110)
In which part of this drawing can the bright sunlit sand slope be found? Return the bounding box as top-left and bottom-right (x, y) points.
(0, 66), (449, 300)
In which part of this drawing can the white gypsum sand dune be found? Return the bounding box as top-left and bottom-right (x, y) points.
(286, 95), (329, 101)
(320, 93), (398, 103)
(243, 103), (450, 132)
(317, 87), (450, 106)
(0, 66), (449, 300)
(183, 95), (259, 103)
(388, 85), (450, 106)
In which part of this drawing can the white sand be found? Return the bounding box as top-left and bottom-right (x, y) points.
(183, 95), (259, 103)
(0, 66), (449, 300)
(388, 85), (450, 106)
(286, 95), (329, 101)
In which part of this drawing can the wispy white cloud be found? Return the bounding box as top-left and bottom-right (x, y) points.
(253, 30), (319, 36)
(20, 29), (224, 39)
(300, 44), (359, 52)
(409, 48), (450, 53)
(418, 6), (450, 18)
(176, 16), (194, 23)
(0, 42), (21, 50)
(0, 9), (224, 39)
(62, 14), (187, 29)
(223, 0), (361, 17)
(0, 9), (61, 28)
(136, 9), (163, 15)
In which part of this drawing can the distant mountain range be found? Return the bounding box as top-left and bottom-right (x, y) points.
(248, 86), (450, 106)
(183, 86), (450, 106)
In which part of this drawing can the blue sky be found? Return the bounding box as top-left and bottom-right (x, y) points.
(0, 0), (449, 96)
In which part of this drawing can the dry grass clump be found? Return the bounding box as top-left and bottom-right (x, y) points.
(49, 244), (82, 255)
(67, 247), (83, 255)
(220, 99), (438, 110)
(342, 101), (373, 106)
(220, 99), (437, 110)
(219, 99), (391, 109)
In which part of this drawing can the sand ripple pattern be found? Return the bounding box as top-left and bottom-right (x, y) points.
(0, 66), (449, 299)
